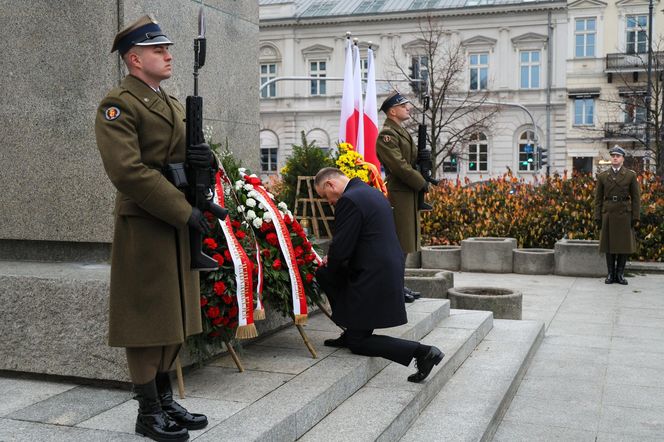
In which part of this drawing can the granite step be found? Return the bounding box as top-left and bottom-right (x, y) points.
(191, 298), (451, 441)
(400, 318), (544, 442)
(299, 309), (494, 442)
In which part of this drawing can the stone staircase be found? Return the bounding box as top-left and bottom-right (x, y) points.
(189, 299), (543, 441)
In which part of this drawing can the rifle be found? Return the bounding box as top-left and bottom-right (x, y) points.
(415, 69), (439, 211)
(186, 6), (228, 270)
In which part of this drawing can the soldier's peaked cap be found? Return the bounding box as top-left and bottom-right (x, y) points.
(609, 145), (626, 156)
(380, 92), (410, 113)
(111, 15), (173, 55)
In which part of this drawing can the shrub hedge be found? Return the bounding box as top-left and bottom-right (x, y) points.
(421, 171), (663, 262)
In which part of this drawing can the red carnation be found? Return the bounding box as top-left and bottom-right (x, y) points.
(292, 221), (302, 232)
(261, 248), (271, 258)
(224, 250), (232, 261)
(229, 306), (238, 317)
(200, 296), (208, 307)
(230, 321), (238, 328)
(213, 281), (226, 296)
(204, 211), (215, 222)
(203, 238), (218, 250)
(222, 294), (233, 304)
(266, 233), (278, 246)
(212, 253), (224, 266)
(304, 253), (315, 263)
(221, 317), (229, 325)
(272, 259), (282, 270)
(305, 273), (314, 283)
(284, 215), (292, 225)
(212, 316), (224, 326)
(296, 258), (305, 266)
(297, 230), (307, 239)
(206, 306), (220, 319)
(294, 246), (304, 257)
(244, 176), (261, 185)
(231, 220), (241, 229)
(236, 230), (246, 240)
(303, 242), (313, 251)
(208, 330), (221, 338)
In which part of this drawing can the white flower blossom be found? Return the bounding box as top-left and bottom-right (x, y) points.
(252, 217), (263, 228)
(247, 190), (258, 198)
(249, 173), (258, 178)
(243, 184), (254, 192)
(263, 212), (272, 222)
(237, 205), (245, 213)
(278, 202), (288, 211)
(258, 202), (265, 210)
(238, 168), (247, 174)
(267, 192), (275, 199)
(245, 210), (256, 220)
(245, 198), (256, 208)
(286, 210), (293, 218)
(235, 180), (244, 191)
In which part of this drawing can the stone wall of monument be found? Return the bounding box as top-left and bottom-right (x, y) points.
(0, 0), (259, 260)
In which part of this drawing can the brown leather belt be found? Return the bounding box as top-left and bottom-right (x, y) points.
(605, 196), (630, 202)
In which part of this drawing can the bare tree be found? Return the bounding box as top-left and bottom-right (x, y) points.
(390, 15), (499, 177)
(597, 37), (664, 175)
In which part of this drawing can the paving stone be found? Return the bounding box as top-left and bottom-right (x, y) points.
(493, 420), (597, 442)
(0, 417), (142, 441)
(608, 347), (664, 369)
(516, 375), (604, 405)
(603, 383), (664, 409)
(597, 431), (664, 442)
(610, 335), (664, 354)
(541, 333), (613, 350)
(6, 386), (132, 426)
(605, 364), (664, 389)
(254, 327), (343, 354)
(183, 366), (292, 403)
(0, 377), (76, 417)
(436, 309), (494, 330)
(551, 310), (615, 325)
(525, 355), (607, 382)
(500, 394), (601, 432)
(529, 341), (610, 364)
(617, 306), (664, 320)
(598, 404), (664, 438)
(612, 324), (664, 341)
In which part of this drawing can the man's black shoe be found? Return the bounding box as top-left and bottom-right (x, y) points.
(605, 273), (615, 284)
(404, 292), (415, 303)
(404, 287), (421, 299)
(615, 272), (628, 285)
(408, 346), (444, 383)
(156, 372), (208, 431)
(324, 333), (347, 348)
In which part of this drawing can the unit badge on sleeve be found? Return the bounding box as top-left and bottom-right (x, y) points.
(105, 106), (121, 121)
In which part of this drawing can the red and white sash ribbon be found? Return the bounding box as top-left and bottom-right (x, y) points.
(213, 171), (257, 339)
(253, 241), (265, 320)
(241, 173), (308, 324)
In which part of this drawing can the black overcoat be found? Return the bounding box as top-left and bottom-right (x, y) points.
(317, 178), (407, 330)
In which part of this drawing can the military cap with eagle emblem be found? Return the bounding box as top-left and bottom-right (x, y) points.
(111, 14), (173, 56)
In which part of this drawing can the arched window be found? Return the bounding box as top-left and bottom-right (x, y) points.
(468, 132), (488, 172)
(518, 130), (536, 172)
(260, 130), (279, 173)
(306, 129), (331, 154)
(259, 43), (281, 98)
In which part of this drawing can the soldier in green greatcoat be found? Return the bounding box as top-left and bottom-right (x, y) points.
(376, 92), (430, 303)
(95, 15), (211, 442)
(594, 145), (641, 285)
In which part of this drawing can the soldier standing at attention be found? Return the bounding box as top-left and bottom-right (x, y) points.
(594, 145), (641, 285)
(95, 15), (212, 442)
(376, 92), (430, 303)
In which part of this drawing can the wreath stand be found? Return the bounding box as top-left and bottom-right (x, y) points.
(294, 176), (334, 239)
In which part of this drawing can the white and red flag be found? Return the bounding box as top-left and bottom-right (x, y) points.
(362, 46), (379, 170)
(353, 43), (365, 154)
(338, 37), (357, 148)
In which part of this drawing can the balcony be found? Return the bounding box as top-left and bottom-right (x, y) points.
(604, 122), (653, 141)
(606, 51), (664, 73)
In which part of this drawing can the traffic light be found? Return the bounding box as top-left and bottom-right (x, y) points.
(538, 145), (548, 169)
(408, 59), (421, 96)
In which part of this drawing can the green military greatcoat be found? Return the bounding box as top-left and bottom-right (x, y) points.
(594, 166), (641, 254)
(95, 75), (202, 347)
(376, 118), (426, 254)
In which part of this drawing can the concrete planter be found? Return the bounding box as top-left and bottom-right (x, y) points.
(554, 239), (605, 277)
(404, 269), (454, 298)
(421, 245), (461, 271)
(447, 286), (522, 320)
(513, 248), (554, 275)
(460, 237), (517, 273)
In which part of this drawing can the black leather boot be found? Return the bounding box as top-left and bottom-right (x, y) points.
(134, 379), (189, 442)
(615, 255), (628, 285)
(604, 254), (615, 284)
(156, 372), (208, 430)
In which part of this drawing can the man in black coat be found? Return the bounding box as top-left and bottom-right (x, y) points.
(314, 167), (444, 383)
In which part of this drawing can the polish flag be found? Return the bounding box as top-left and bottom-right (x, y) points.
(353, 43), (365, 154)
(362, 47), (379, 170)
(338, 37), (357, 148)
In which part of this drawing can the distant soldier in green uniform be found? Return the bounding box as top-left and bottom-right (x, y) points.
(594, 145), (641, 285)
(95, 15), (211, 442)
(376, 92), (430, 303)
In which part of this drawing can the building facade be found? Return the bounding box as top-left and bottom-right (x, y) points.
(259, 0), (568, 181)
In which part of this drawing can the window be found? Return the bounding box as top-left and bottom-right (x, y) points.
(520, 51), (540, 89)
(302, 2), (334, 17)
(443, 154), (458, 173)
(575, 18), (596, 58)
(309, 60), (327, 96)
(574, 98), (594, 126)
(260, 148), (278, 173)
(354, 0), (385, 13)
(626, 15), (648, 54)
(468, 133), (488, 172)
(624, 97), (647, 124)
(260, 63), (277, 98)
(518, 130), (536, 172)
(412, 0), (440, 9)
(469, 53), (488, 91)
